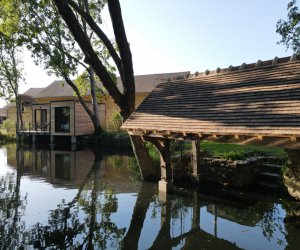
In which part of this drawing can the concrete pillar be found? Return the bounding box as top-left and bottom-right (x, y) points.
(191, 139), (201, 183)
(71, 136), (77, 144)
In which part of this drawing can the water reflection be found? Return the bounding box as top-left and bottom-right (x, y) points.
(1, 145), (300, 249)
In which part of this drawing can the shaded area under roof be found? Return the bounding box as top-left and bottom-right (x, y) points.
(122, 56), (300, 138)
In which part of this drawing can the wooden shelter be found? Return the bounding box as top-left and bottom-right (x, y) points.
(122, 55), (300, 192)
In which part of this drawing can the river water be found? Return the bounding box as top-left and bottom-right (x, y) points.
(0, 144), (299, 249)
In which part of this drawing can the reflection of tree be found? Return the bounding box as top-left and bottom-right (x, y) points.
(21, 153), (126, 249)
(257, 203), (285, 242)
(0, 152), (27, 249)
(122, 183), (156, 250)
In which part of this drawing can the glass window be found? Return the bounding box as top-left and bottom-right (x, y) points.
(55, 107), (70, 133)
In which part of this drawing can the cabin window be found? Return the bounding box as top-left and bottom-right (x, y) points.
(55, 107), (70, 133)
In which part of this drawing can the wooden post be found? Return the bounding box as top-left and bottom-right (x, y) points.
(192, 192), (200, 230)
(157, 139), (173, 194)
(143, 137), (173, 193)
(191, 139), (201, 183)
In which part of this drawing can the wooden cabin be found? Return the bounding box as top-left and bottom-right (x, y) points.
(31, 100), (94, 137)
(11, 72), (189, 143)
(122, 55), (300, 193)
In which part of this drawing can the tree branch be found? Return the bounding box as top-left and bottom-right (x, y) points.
(53, 0), (123, 108)
(107, 0), (135, 117)
(67, 0), (125, 84)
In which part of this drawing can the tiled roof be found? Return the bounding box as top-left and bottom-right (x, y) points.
(35, 72), (190, 98)
(122, 56), (300, 138)
(0, 108), (7, 117)
(22, 88), (43, 97)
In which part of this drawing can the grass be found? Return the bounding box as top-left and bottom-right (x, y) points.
(200, 141), (287, 161)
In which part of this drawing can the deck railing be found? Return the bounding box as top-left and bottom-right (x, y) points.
(16, 122), (50, 134)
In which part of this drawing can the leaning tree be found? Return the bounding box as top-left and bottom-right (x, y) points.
(6, 0), (159, 180)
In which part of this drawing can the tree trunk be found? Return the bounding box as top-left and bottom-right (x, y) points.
(130, 135), (160, 181)
(54, 0), (154, 177)
(88, 63), (101, 134)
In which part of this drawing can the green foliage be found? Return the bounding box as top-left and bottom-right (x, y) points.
(200, 141), (287, 162)
(109, 112), (123, 131)
(0, 0), (21, 36)
(111, 155), (123, 169)
(145, 142), (160, 165)
(0, 34), (24, 102)
(277, 0), (300, 53)
(127, 157), (142, 180)
(1, 119), (15, 135)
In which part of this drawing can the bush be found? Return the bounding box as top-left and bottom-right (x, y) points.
(1, 119), (15, 135)
(109, 112), (123, 131)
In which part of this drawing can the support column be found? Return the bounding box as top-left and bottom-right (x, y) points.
(71, 136), (77, 144)
(141, 136), (173, 193)
(192, 192), (200, 230)
(157, 139), (173, 195)
(50, 135), (55, 145)
(32, 134), (36, 144)
(191, 139), (201, 183)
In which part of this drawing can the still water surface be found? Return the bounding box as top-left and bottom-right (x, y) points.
(0, 144), (300, 249)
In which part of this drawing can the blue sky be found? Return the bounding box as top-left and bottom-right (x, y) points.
(0, 0), (293, 107)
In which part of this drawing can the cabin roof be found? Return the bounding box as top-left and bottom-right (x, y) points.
(22, 88), (43, 97)
(0, 108), (7, 117)
(122, 56), (300, 139)
(34, 71), (190, 98)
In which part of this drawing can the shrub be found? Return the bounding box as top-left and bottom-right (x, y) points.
(1, 119), (15, 135)
(109, 112), (123, 131)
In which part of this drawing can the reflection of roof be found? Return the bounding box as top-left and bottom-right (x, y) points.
(0, 108), (7, 117)
(122, 56), (300, 138)
(35, 72), (190, 98)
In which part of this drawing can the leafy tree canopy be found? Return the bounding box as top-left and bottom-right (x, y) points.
(277, 0), (300, 53)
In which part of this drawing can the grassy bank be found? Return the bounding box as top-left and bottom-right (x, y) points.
(94, 131), (287, 163)
(201, 141), (287, 162)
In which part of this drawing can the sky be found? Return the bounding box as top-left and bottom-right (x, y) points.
(0, 0), (293, 107)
